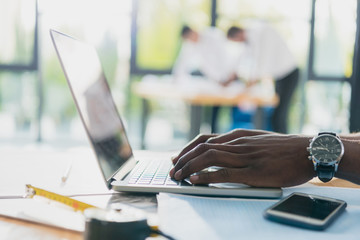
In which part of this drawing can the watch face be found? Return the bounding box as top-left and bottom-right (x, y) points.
(311, 135), (344, 164)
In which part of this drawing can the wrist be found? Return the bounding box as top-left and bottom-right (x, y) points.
(335, 139), (360, 184)
(307, 133), (344, 182)
(302, 136), (317, 178)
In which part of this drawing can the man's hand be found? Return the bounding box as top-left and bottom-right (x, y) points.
(220, 73), (238, 87)
(171, 129), (272, 165)
(170, 133), (315, 188)
(245, 79), (260, 88)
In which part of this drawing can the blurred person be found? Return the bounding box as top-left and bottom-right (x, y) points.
(226, 22), (299, 134)
(172, 25), (232, 83)
(173, 26), (234, 133)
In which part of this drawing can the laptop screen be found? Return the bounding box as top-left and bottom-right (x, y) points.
(50, 30), (134, 182)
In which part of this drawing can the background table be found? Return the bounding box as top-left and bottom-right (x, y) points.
(133, 78), (279, 149)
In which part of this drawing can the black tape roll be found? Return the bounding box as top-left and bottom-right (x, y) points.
(83, 208), (152, 240)
(84, 217), (151, 240)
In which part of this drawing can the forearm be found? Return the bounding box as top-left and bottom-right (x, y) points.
(336, 139), (360, 184)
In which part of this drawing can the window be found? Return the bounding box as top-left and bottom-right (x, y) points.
(303, 0), (357, 134)
(133, 0), (211, 73)
(0, 0), (36, 66)
(217, 0), (311, 70)
(312, 0), (356, 79)
(0, 0), (37, 142)
(0, 0), (132, 144)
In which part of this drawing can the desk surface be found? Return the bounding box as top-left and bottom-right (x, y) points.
(0, 145), (358, 240)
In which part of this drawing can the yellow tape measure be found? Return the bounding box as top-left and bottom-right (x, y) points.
(25, 184), (98, 212)
(25, 185), (173, 239)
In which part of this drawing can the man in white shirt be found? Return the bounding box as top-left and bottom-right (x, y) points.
(227, 22), (299, 133)
(173, 26), (233, 132)
(173, 26), (231, 83)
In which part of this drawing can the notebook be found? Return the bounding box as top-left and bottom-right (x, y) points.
(50, 29), (282, 198)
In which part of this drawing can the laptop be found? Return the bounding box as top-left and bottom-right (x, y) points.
(50, 29), (282, 198)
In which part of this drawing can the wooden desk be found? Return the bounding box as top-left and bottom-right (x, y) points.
(133, 80), (279, 149)
(0, 216), (82, 240)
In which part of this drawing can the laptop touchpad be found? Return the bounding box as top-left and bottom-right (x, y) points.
(184, 167), (248, 188)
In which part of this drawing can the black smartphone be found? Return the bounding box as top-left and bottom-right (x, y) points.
(264, 192), (347, 230)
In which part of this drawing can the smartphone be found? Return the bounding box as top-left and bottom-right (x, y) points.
(264, 192), (347, 230)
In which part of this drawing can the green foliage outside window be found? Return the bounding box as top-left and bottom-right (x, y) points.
(136, 0), (211, 70)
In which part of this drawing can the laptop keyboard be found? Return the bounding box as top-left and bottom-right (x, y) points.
(128, 160), (179, 186)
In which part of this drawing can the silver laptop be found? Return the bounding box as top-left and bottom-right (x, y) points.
(50, 29), (282, 198)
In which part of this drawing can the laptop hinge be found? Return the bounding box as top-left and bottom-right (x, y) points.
(107, 178), (115, 189)
(111, 156), (137, 182)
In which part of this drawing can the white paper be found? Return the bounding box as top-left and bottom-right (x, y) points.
(157, 185), (360, 240)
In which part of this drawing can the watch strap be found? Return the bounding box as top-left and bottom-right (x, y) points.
(318, 132), (336, 136)
(316, 164), (335, 182)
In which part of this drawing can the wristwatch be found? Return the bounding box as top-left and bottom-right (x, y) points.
(307, 132), (344, 182)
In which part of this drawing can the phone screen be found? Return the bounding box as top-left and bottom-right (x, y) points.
(272, 194), (341, 220)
